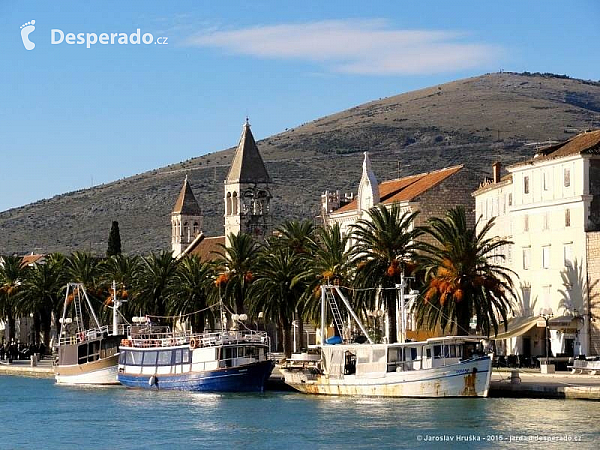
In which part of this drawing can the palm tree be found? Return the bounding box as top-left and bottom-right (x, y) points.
(274, 220), (316, 348)
(301, 223), (352, 329)
(273, 219), (316, 254)
(100, 254), (141, 320)
(351, 205), (423, 344)
(133, 250), (178, 318)
(215, 233), (259, 315)
(249, 247), (305, 357)
(19, 255), (66, 348)
(0, 255), (29, 342)
(414, 206), (515, 337)
(168, 255), (216, 333)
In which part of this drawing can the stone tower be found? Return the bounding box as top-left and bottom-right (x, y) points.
(357, 152), (380, 213)
(171, 176), (203, 257)
(224, 120), (272, 246)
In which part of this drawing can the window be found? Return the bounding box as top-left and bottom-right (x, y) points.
(542, 286), (552, 310)
(564, 243), (573, 268)
(158, 350), (172, 366)
(564, 168), (571, 187)
(142, 351), (158, 366)
(542, 245), (551, 269)
(524, 214), (529, 232)
(508, 193), (513, 206)
(522, 247), (531, 270)
(565, 208), (571, 227)
(543, 171), (549, 191)
(524, 176), (530, 194)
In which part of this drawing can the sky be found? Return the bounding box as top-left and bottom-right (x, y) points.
(1, 0), (599, 212)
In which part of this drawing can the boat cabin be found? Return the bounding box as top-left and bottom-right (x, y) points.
(322, 337), (485, 377)
(57, 328), (121, 366)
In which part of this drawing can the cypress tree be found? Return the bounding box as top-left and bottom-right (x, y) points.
(106, 221), (122, 256)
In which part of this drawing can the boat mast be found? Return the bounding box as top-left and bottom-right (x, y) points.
(112, 280), (124, 336)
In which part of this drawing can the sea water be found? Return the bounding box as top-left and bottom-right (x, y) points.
(0, 376), (598, 449)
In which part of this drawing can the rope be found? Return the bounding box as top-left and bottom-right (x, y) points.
(145, 303), (219, 320)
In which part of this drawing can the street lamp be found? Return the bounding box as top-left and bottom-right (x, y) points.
(539, 308), (553, 368)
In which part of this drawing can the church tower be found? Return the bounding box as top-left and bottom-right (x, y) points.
(224, 119), (272, 246)
(171, 176), (203, 257)
(357, 152), (380, 214)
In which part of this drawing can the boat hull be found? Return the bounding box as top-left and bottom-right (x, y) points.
(55, 354), (120, 385)
(281, 356), (492, 398)
(118, 360), (274, 392)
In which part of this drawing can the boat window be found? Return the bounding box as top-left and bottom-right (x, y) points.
(246, 346), (256, 358)
(143, 351), (158, 366)
(449, 345), (457, 358)
(410, 347), (418, 361)
(182, 350), (190, 364)
(174, 349), (182, 364)
(426, 348), (431, 358)
(372, 348), (386, 364)
(237, 347), (245, 357)
(433, 345), (442, 358)
(357, 348), (370, 365)
(158, 350), (172, 366)
(125, 350), (143, 366)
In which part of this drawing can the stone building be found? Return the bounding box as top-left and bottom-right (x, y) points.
(321, 152), (481, 240)
(172, 120), (272, 259)
(473, 130), (600, 358)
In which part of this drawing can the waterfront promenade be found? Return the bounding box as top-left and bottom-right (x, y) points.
(2, 361), (599, 400)
(0, 358), (54, 378)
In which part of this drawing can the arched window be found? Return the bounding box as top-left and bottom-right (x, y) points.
(232, 192), (238, 215)
(226, 192), (232, 215)
(193, 222), (199, 236)
(183, 222), (189, 243)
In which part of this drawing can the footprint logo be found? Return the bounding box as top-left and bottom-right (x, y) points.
(20, 20), (36, 50)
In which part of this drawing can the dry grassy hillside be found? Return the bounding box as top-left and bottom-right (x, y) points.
(1, 72), (599, 255)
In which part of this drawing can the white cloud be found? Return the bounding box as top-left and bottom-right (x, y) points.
(185, 19), (501, 75)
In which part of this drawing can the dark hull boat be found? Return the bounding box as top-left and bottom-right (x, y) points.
(117, 326), (274, 392)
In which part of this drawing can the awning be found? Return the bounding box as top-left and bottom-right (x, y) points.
(549, 315), (581, 330)
(491, 316), (539, 340)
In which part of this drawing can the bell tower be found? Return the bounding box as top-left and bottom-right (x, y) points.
(171, 176), (203, 257)
(357, 152), (380, 214)
(224, 119), (272, 246)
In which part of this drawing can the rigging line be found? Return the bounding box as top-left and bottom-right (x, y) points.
(146, 303), (219, 320)
(220, 303), (254, 332)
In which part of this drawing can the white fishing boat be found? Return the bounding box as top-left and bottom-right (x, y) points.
(280, 285), (492, 397)
(54, 282), (126, 385)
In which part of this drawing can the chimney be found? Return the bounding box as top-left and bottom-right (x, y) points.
(492, 162), (501, 183)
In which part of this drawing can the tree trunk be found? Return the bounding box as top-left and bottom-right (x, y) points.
(295, 307), (305, 351)
(7, 314), (15, 342)
(385, 292), (397, 344)
(33, 314), (41, 345)
(282, 322), (293, 358)
(456, 298), (471, 336)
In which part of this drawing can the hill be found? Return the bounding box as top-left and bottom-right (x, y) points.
(1, 72), (600, 255)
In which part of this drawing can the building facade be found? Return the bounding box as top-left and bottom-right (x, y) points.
(473, 130), (600, 357)
(322, 152), (481, 240)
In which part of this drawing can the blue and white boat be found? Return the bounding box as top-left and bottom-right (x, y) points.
(117, 324), (274, 392)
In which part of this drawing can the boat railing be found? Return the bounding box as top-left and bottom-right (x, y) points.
(57, 325), (114, 346)
(125, 327), (269, 349)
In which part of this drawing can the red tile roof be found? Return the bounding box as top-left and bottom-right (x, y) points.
(511, 129), (600, 168)
(21, 254), (45, 266)
(187, 235), (225, 261)
(334, 165), (463, 214)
